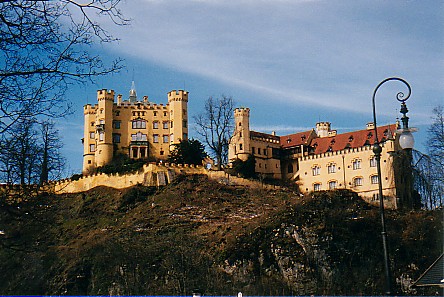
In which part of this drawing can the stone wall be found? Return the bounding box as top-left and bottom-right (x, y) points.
(52, 163), (206, 194)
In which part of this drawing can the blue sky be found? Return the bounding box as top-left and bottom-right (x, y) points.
(61, 0), (443, 175)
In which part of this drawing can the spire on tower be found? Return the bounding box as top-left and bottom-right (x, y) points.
(129, 81), (137, 102)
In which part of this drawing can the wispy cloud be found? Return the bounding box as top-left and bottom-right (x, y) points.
(104, 0), (441, 123)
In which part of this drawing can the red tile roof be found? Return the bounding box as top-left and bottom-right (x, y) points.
(280, 130), (315, 149)
(309, 124), (397, 154)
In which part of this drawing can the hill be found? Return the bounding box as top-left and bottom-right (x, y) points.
(0, 174), (442, 295)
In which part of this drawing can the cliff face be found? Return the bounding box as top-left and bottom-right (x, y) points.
(0, 175), (442, 295)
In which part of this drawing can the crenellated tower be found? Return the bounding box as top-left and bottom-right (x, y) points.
(95, 89), (115, 168)
(316, 121), (331, 138)
(168, 90), (188, 146)
(230, 107), (251, 161)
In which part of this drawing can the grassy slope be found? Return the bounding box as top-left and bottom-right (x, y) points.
(0, 174), (442, 295)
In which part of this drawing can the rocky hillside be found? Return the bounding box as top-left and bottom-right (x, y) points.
(0, 174), (442, 295)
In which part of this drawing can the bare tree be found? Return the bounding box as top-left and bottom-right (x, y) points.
(424, 105), (444, 207)
(38, 120), (66, 185)
(0, 0), (127, 133)
(194, 96), (235, 170)
(2, 119), (40, 185)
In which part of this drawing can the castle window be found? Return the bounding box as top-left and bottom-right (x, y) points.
(349, 136), (354, 142)
(163, 135), (169, 143)
(160, 150), (164, 156)
(163, 121), (169, 129)
(171, 121), (173, 128)
(91, 122), (94, 127)
(312, 165), (320, 176)
(113, 121), (121, 129)
(239, 131), (242, 137)
(112, 134), (121, 143)
(153, 134), (159, 143)
(100, 109), (103, 114)
(264, 148), (267, 156)
(353, 177), (363, 187)
(370, 156), (377, 167)
(288, 164), (293, 173)
(183, 133), (188, 140)
(154, 111), (157, 116)
(99, 131), (104, 141)
(153, 121), (159, 129)
(329, 180), (337, 190)
(115, 111), (120, 116)
(327, 163), (336, 174)
(89, 132), (95, 139)
(132, 119), (146, 129)
(371, 175), (379, 184)
(352, 159), (361, 170)
(252, 147), (255, 154)
(239, 122), (242, 126)
(131, 132), (147, 141)
(164, 111), (167, 117)
(287, 139), (291, 143)
(89, 144), (95, 152)
(88, 160), (92, 164)
(239, 144), (243, 151)
(170, 133), (174, 142)
(183, 120), (187, 128)
(313, 183), (321, 191)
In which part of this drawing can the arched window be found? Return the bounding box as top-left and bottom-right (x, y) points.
(328, 180), (337, 190)
(353, 177), (363, 187)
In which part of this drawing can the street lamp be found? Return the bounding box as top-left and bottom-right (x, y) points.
(372, 77), (413, 295)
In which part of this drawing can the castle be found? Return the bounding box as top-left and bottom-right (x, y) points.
(229, 107), (403, 208)
(82, 83), (188, 174)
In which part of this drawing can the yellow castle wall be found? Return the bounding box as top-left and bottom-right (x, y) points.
(82, 89), (188, 174)
(297, 141), (397, 208)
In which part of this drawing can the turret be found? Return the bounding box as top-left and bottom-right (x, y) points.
(168, 90), (188, 146)
(129, 81), (137, 102)
(95, 89), (115, 167)
(82, 104), (96, 174)
(231, 107), (251, 161)
(316, 122), (331, 138)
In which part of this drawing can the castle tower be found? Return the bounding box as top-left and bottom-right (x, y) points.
(231, 107), (251, 161)
(316, 122), (331, 138)
(168, 90), (188, 146)
(83, 104), (96, 174)
(95, 89), (115, 167)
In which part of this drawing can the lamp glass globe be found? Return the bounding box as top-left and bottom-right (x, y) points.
(399, 130), (414, 149)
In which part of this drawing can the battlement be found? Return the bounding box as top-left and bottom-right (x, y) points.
(168, 90), (188, 102)
(316, 122), (331, 138)
(234, 107), (250, 117)
(97, 89), (115, 101)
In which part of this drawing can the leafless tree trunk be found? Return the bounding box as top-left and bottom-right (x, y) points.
(38, 121), (66, 185)
(194, 96), (235, 170)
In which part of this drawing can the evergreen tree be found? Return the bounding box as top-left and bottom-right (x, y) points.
(168, 139), (207, 165)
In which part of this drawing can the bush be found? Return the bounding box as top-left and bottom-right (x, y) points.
(230, 154), (256, 178)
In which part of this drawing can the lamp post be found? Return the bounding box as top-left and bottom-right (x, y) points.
(372, 77), (413, 295)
